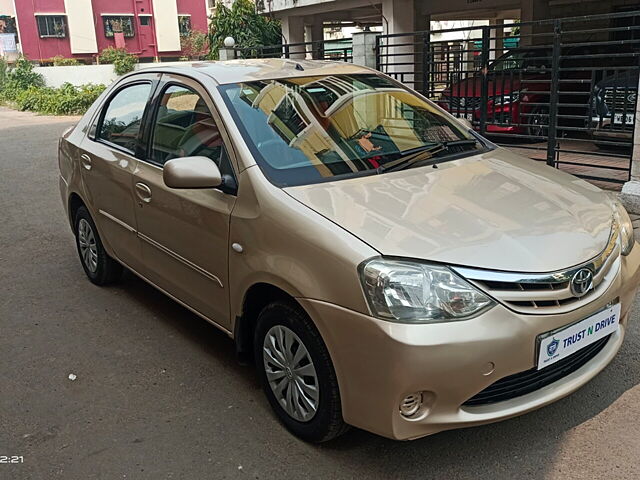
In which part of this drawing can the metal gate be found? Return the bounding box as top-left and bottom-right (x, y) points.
(376, 11), (640, 187)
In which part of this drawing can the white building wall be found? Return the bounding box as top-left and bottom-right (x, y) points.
(268, 0), (340, 11)
(35, 61), (198, 88)
(152, 0), (181, 52)
(34, 64), (118, 88)
(0, 0), (15, 15)
(64, 0), (98, 54)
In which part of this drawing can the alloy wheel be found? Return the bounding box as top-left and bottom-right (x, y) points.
(529, 108), (549, 138)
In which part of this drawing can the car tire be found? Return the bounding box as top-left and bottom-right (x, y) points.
(526, 106), (549, 139)
(254, 301), (349, 443)
(74, 206), (123, 285)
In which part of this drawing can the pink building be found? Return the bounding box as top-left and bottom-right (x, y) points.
(10, 0), (208, 62)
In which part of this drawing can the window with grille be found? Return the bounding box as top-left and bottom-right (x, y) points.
(178, 16), (191, 36)
(103, 16), (135, 38)
(36, 16), (66, 38)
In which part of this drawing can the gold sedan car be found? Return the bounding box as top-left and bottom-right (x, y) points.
(58, 60), (640, 442)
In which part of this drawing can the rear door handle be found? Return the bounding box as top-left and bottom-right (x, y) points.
(135, 182), (152, 203)
(80, 154), (92, 170)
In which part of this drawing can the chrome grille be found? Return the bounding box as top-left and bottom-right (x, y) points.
(442, 96), (482, 111)
(452, 225), (620, 315)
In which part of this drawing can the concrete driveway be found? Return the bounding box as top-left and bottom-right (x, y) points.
(1, 107), (639, 479)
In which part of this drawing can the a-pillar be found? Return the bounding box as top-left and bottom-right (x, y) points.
(281, 15), (305, 59)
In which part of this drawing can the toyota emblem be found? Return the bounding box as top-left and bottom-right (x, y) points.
(570, 268), (594, 297)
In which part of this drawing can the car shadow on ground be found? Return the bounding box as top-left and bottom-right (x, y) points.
(113, 270), (640, 479)
(113, 270), (256, 388)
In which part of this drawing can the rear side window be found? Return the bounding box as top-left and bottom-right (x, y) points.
(98, 83), (152, 153)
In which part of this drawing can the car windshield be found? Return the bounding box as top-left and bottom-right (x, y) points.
(219, 74), (480, 187)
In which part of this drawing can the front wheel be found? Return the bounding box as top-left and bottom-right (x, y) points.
(254, 301), (349, 442)
(526, 106), (549, 139)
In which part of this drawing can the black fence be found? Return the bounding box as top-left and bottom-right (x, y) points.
(376, 11), (640, 186)
(234, 39), (352, 62)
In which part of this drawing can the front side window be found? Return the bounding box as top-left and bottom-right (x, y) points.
(178, 16), (192, 36)
(36, 16), (66, 38)
(103, 16), (135, 38)
(220, 74), (479, 187)
(150, 85), (228, 173)
(98, 83), (152, 153)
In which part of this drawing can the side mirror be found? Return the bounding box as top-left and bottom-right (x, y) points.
(163, 156), (223, 189)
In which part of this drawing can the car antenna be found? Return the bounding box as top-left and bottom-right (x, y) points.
(295, 63), (304, 71)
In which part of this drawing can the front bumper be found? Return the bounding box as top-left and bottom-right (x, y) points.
(438, 101), (527, 135)
(590, 118), (633, 142)
(300, 244), (640, 440)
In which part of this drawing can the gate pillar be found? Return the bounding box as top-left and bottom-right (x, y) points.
(620, 76), (640, 214)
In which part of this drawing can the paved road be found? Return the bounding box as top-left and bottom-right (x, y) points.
(1, 107), (640, 480)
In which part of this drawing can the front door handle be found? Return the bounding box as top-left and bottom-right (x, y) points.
(135, 182), (152, 203)
(80, 154), (92, 170)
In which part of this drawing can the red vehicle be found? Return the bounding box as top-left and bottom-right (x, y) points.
(437, 47), (609, 139)
(438, 48), (558, 138)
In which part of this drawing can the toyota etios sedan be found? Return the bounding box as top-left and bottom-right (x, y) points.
(59, 59), (640, 442)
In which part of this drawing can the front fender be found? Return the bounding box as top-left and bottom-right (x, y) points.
(228, 167), (377, 326)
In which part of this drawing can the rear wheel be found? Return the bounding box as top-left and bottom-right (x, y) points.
(74, 206), (123, 285)
(254, 301), (349, 442)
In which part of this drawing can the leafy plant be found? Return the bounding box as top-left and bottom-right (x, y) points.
(0, 56), (44, 101)
(98, 47), (137, 75)
(0, 54), (104, 115)
(50, 55), (81, 66)
(0, 57), (7, 88)
(207, 0), (281, 60)
(180, 30), (209, 59)
(13, 83), (106, 115)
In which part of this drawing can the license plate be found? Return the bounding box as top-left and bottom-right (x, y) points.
(537, 303), (620, 370)
(453, 113), (474, 122)
(613, 113), (634, 124)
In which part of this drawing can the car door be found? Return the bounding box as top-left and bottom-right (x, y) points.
(79, 74), (159, 271)
(132, 74), (237, 329)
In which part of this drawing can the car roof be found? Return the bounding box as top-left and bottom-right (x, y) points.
(134, 58), (373, 85)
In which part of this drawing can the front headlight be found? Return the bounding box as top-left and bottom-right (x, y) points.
(359, 259), (495, 324)
(613, 201), (635, 256)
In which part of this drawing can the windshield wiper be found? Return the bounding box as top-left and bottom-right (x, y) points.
(378, 139), (479, 173)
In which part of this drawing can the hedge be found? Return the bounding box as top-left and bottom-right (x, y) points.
(0, 57), (105, 116)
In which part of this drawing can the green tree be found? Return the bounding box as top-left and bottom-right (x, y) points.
(207, 0), (281, 59)
(180, 30), (209, 59)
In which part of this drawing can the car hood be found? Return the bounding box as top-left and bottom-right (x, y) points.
(284, 148), (614, 273)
